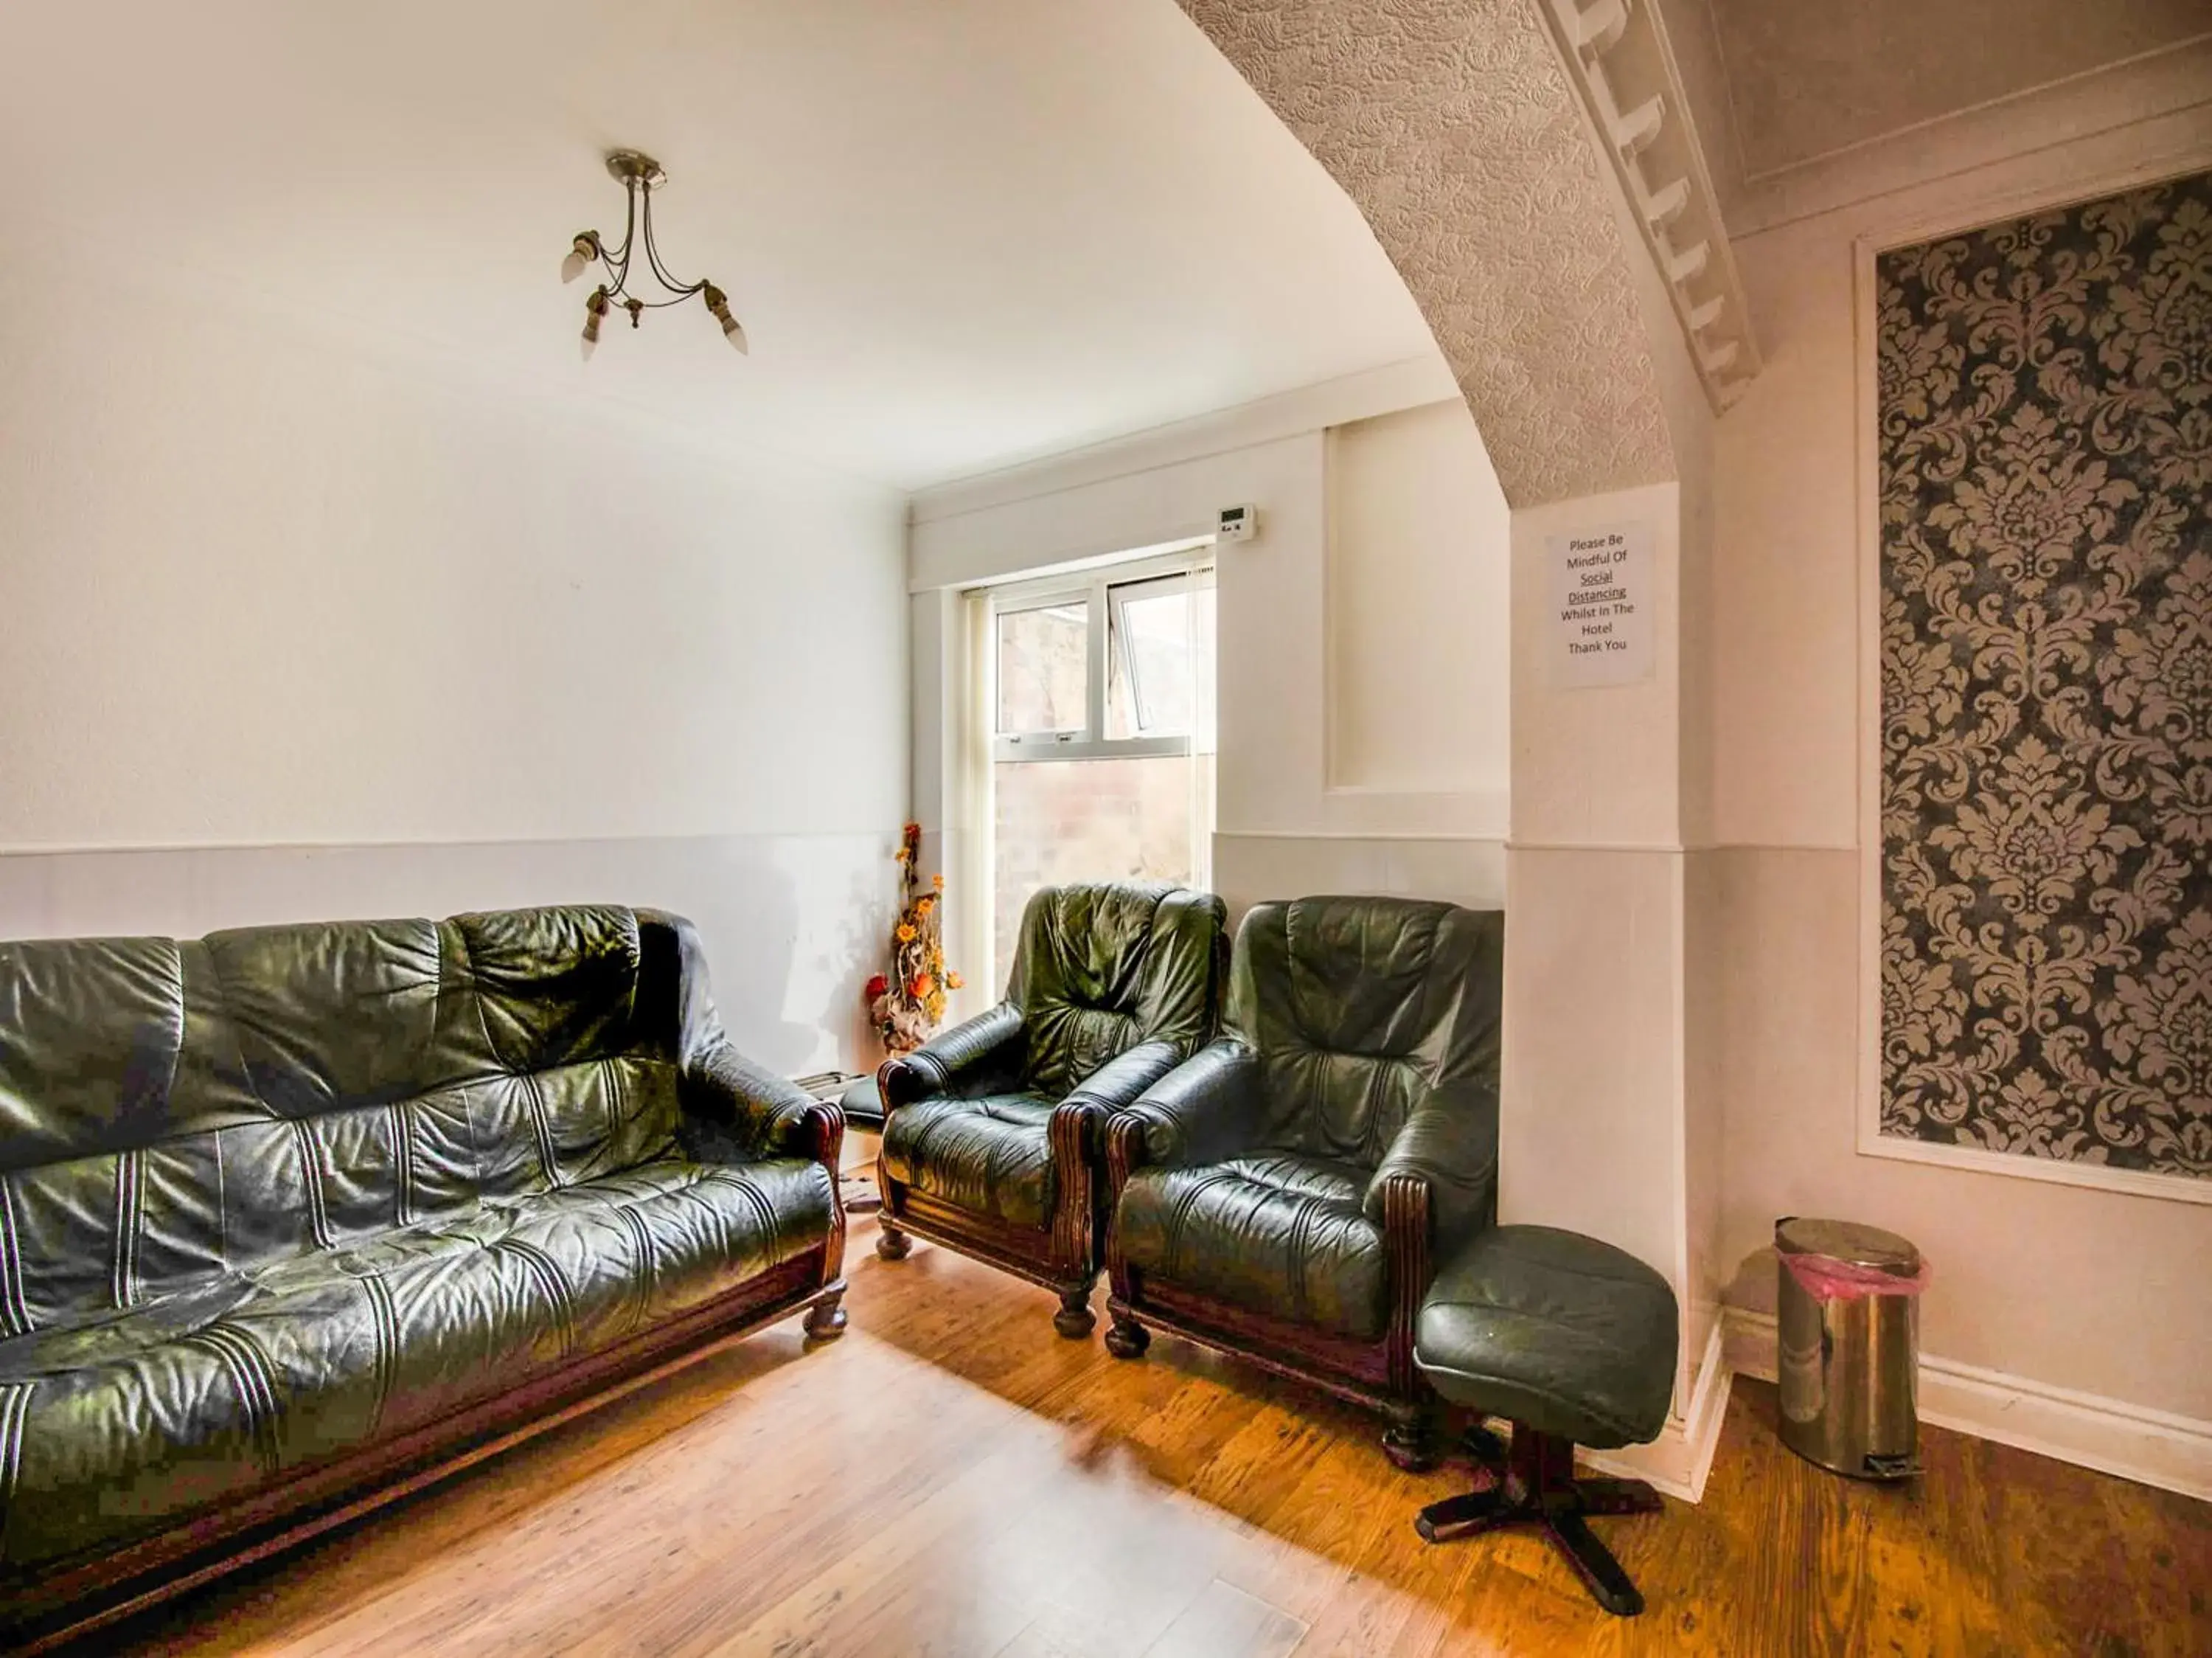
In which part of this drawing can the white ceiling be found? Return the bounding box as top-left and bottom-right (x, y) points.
(0, 1), (1444, 492)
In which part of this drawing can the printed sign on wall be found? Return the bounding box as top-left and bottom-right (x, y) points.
(1545, 521), (1653, 687)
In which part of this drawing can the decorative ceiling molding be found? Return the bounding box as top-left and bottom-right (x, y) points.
(1730, 35), (2212, 237)
(1536, 0), (1761, 409)
(1177, 0), (1676, 507)
(1703, 0), (2208, 184)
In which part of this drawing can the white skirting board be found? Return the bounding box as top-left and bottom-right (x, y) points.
(1578, 1317), (1731, 1504)
(1722, 1307), (2212, 1503)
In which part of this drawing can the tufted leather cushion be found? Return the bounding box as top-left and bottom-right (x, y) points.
(206, 919), (466, 1123)
(1006, 884), (1222, 1100)
(0, 905), (832, 1580)
(0, 937), (253, 1174)
(1115, 1152), (1385, 1340)
(0, 1156), (830, 1572)
(837, 1073), (886, 1134)
(1414, 1225), (1677, 1450)
(880, 1093), (1056, 1229)
(1232, 898), (1503, 1168)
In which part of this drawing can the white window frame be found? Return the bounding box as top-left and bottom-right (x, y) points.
(987, 549), (1214, 765)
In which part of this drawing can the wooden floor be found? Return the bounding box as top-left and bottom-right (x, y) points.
(95, 1220), (2211, 1658)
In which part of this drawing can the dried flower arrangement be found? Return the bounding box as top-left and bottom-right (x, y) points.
(867, 821), (964, 1053)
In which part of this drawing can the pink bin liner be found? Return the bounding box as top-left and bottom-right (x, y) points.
(1781, 1251), (1933, 1301)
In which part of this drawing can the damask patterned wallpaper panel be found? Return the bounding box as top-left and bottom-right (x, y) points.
(1879, 169), (2211, 1181)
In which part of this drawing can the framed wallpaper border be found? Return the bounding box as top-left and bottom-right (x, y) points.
(1852, 143), (2212, 1208)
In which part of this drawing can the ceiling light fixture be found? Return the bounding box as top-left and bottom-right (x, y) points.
(562, 150), (747, 361)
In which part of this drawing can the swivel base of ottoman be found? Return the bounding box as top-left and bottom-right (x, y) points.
(1411, 1224), (1680, 1617)
(1416, 1423), (1663, 1616)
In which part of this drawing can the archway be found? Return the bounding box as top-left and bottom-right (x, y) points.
(1179, 0), (1730, 1498)
(1178, 0), (1677, 505)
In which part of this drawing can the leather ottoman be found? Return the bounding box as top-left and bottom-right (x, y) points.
(1411, 1224), (1677, 1616)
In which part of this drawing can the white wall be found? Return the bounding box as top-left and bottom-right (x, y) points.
(1503, 481), (1721, 1437)
(1224, 401), (1511, 916)
(1326, 401), (1510, 800)
(905, 368), (1513, 932)
(1710, 103), (2212, 1421)
(0, 267), (909, 1075)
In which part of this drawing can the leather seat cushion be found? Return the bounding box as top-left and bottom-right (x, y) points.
(1414, 1224), (1677, 1450)
(0, 1156), (832, 1575)
(880, 1093), (1056, 1230)
(1115, 1152), (1385, 1342)
(838, 1073), (886, 1134)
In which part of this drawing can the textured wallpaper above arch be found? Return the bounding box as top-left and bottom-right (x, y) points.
(1175, 0), (1674, 507)
(1879, 168), (2212, 1182)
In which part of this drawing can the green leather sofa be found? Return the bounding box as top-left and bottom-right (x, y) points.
(875, 881), (1226, 1336)
(1102, 895), (1501, 1468)
(0, 904), (846, 1650)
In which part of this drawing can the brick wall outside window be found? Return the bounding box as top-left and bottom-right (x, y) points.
(990, 755), (1211, 993)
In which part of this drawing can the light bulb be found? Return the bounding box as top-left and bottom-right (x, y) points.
(580, 287), (608, 361)
(560, 232), (599, 285)
(703, 284), (749, 355)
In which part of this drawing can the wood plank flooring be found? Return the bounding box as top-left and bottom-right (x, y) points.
(91, 1221), (2211, 1657)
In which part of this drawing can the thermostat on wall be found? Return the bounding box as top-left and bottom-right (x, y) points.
(1217, 503), (1259, 542)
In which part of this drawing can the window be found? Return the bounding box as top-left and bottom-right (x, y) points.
(984, 552), (1216, 988)
(995, 598), (1088, 737)
(1107, 575), (1208, 740)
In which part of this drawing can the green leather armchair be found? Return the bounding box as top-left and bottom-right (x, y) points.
(1102, 895), (1502, 1468)
(0, 905), (845, 1650)
(875, 882), (1226, 1336)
